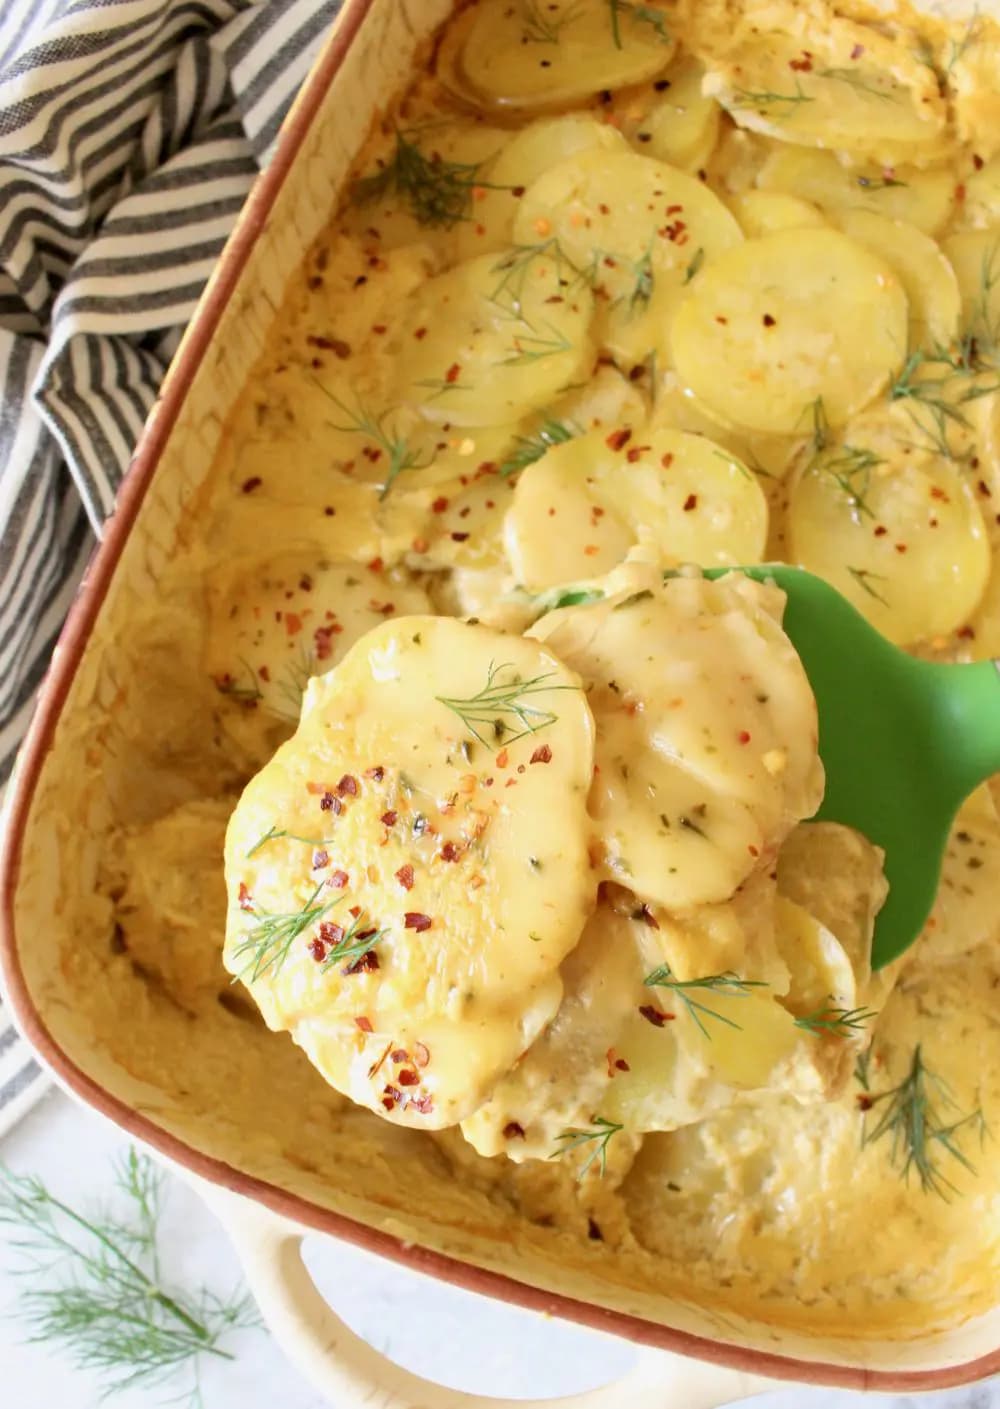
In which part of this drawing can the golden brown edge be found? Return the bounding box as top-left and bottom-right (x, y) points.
(1, 1), (998, 1389)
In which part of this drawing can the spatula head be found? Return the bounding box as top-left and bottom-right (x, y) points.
(710, 566), (982, 969)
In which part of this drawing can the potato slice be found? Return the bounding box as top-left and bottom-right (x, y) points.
(965, 156), (1000, 229)
(224, 617), (596, 1127)
(515, 148), (742, 367)
(394, 247), (594, 427)
(505, 425), (767, 590)
(531, 573), (824, 909)
(756, 147), (957, 237)
(670, 229), (908, 434)
(788, 403), (991, 646)
(441, 0), (675, 116)
(611, 57), (721, 170)
(837, 210), (961, 351)
(942, 231), (1000, 347)
(729, 191), (825, 239)
(702, 17), (946, 163)
(456, 117), (629, 260)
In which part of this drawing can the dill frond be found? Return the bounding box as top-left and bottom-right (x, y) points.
(498, 418), (581, 477)
(795, 1003), (878, 1036)
(312, 379), (432, 498)
(847, 565), (890, 606)
(644, 966), (768, 1039)
(436, 660), (574, 747)
(730, 80), (814, 112)
(234, 882), (334, 982)
(352, 128), (495, 229)
(550, 1116), (624, 1177)
(607, 0), (670, 47)
(0, 1152), (258, 1405)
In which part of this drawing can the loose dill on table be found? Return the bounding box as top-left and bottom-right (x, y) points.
(550, 1116), (624, 1178)
(861, 1043), (988, 1199)
(643, 966), (767, 1039)
(436, 660), (574, 747)
(0, 1149), (258, 1406)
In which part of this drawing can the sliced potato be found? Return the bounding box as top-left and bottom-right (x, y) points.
(788, 404), (991, 645)
(837, 210), (961, 350)
(702, 17), (946, 163)
(671, 229), (908, 434)
(440, 0), (675, 115)
(515, 148), (742, 367)
(505, 424), (767, 590)
(942, 231), (1000, 347)
(456, 116), (629, 260)
(530, 573), (824, 910)
(394, 247), (594, 426)
(611, 57), (721, 170)
(224, 616), (596, 1127)
(965, 156), (1000, 229)
(757, 147), (957, 237)
(729, 191), (826, 239)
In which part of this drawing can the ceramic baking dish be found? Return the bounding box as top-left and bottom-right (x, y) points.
(4, 1), (1000, 1403)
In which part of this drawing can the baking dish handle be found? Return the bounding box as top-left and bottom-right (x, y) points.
(198, 1179), (782, 1408)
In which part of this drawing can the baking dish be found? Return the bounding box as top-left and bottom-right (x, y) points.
(4, 0), (1000, 1402)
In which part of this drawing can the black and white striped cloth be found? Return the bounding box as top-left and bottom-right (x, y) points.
(0, 0), (342, 1136)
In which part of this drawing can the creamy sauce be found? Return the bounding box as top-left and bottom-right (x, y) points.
(104, 0), (1000, 1338)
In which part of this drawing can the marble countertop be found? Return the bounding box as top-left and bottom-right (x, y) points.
(2, 1086), (998, 1409)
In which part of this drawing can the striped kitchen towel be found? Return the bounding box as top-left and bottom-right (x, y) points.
(0, 0), (342, 1134)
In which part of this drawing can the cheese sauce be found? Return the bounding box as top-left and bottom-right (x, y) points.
(107, 0), (1000, 1338)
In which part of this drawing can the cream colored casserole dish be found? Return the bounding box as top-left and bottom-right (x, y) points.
(5, 0), (1000, 1403)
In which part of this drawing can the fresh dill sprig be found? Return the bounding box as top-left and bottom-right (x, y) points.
(234, 882), (333, 982)
(888, 350), (973, 459)
(847, 565), (890, 606)
(607, 0), (670, 47)
(862, 1043), (987, 1199)
(644, 965), (767, 1039)
(245, 826), (335, 858)
(814, 444), (882, 520)
(319, 913), (388, 974)
(522, 0), (582, 42)
(213, 657), (262, 706)
(946, 8), (982, 74)
(353, 128), (496, 229)
(585, 244), (655, 317)
(683, 247), (705, 284)
(730, 80), (814, 113)
(0, 1150), (258, 1405)
(857, 174), (908, 191)
(436, 661), (573, 747)
(817, 67), (896, 101)
(501, 324), (574, 366)
(273, 643), (315, 721)
(498, 418), (581, 477)
(550, 1116), (624, 1178)
(489, 240), (581, 319)
(313, 380), (432, 498)
(795, 1003), (878, 1037)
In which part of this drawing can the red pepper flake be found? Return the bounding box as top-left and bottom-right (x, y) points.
(308, 938), (326, 962)
(431, 496), (449, 513)
(973, 153), (985, 172)
(241, 476), (262, 494)
(615, 1057), (630, 1072)
(398, 1069), (420, 1086)
(874, 524), (888, 538)
(365, 766), (385, 781)
(748, 844), (760, 857)
(738, 730), (751, 744)
(409, 1094), (434, 1114)
(258, 665), (271, 682)
(349, 905), (362, 918)
(319, 792), (338, 813)
(661, 452), (674, 469)
(381, 810), (398, 826)
(337, 774), (359, 796)
(451, 531), (470, 542)
(857, 1093), (874, 1111)
(382, 1085), (403, 1108)
(314, 625), (336, 661)
(284, 611), (303, 636)
(496, 748), (509, 769)
(850, 42), (865, 58)
(328, 869), (349, 890)
(344, 950), (380, 975)
(238, 882), (254, 912)
(319, 921), (345, 945)
(639, 1004), (673, 1027)
(413, 326), (428, 340)
(439, 841), (460, 863)
(503, 1121), (526, 1139)
(404, 912), (433, 932)
(895, 543), (908, 554)
(446, 362), (462, 384)
(714, 315), (728, 325)
(530, 744), (552, 764)
(368, 556), (384, 573)
(413, 1042), (430, 1067)
(606, 428), (632, 452)
(789, 50), (813, 71)
(956, 183), (966, 202)
(762, 313), (776, 328)
(355, 1016), (374, 1033)
(312, 849), (330, 870)
(683, 494), (698, 512)
(930, 485), (950, 502)
(957, 624), (977, 640)
(391, 1048), (409, 1063)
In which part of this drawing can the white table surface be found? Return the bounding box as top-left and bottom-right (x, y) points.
(2, 1085), (998, 1409)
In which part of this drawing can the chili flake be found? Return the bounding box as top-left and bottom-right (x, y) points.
(530, 745), (552, 764)
(404, 912), (433, 932)
(683, 494), (698, 511)
(355, 1016), (374, 1033)
(413, 1042), (430, 1067)
(639, 1004), (673, 1027)
(238, 882), (254, 912)
(606, 428), (632, 452)
(503, 1121), (526, 1139)
(328, 870), (350, 890)
(396, 864), (415, 890)
(381, 810), (398, 826)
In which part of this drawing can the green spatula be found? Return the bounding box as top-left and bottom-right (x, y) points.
(711, 566), (1000, 969)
